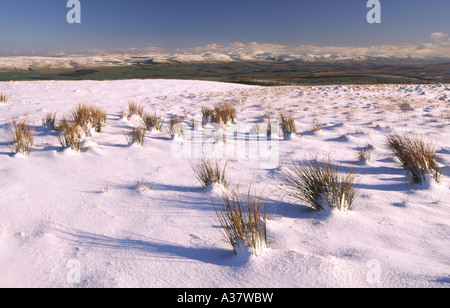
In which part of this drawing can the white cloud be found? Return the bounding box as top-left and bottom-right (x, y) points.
(430, 32), (448, 41)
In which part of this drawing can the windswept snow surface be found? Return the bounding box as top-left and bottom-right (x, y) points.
(0, 80), (449, 288)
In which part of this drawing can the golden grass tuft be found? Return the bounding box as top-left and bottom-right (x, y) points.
(211, 184), (268, 255)
(311, 121), (324, 133)
(142, 111), (163, 131)
(56, 117), (84, 152)
(201, 106), (215, 125)
(127, 101), (145, 118)
(8, 118), (34, 156)
(126, 126), (146, 146)
(263, 116), (273, 137)
(279, 113), (296, 138)
(213, 102), (236, 124)
(100, 181), (110, 194)
(190, 158), (229, 188)
(0, 93), (8, 104)
(356, 144), (374, 163)
(42, 112), (57, 130)
(135, 179), (152, 191)
(55, 103), (106, 151)
(72, 103), (107, 134)
(283, 156), (359, 212)
(386, 133), (440, 184)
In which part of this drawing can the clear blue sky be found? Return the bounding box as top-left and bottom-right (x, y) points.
(0, 0), (449, 55)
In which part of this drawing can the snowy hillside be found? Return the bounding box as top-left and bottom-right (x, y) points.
(0, 80), (448, 288)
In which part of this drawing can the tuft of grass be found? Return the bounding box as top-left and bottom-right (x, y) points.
(190, 158), (228, 188)
(201, 106), (215, 125)
(256, 115), (276, 137)
(201, 103), (236, 126)
(127, 101), (145, 119)
(135, 179), (152, 191)
(386, 133), (440, 184)
(8, 118), (34, 156)
(0, 93), (8, 104)
(325, 167), (360, 212)
(311, 121), (324, 133)
(42, 112), (57, 130)
(356, 144), (374, 163)
(100, 181), (110, 194)
(213, 102), (236, 124)
(55, 103), (106, 152)
(91, 107), (107, 133)
(127, 126), (146, 146)
(279, 113), (297, 138)
(142, 111), (163, 131)
(72, 103), (107, 134)
(283, 156), (359, 212)
(265, 116), (273, 137)
(56, 117), (84, 152)
(211, 184), (268, 255)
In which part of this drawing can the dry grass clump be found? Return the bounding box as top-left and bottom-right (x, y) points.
(255, 115), (277, 138)
(386, 133), (440, 184)
(8, 118), (34, 156)
(42, 112), (57, 130)
(142, 111), (163, 131)
(56, 117), (84, 152)
(211, 184), (268, 255)
(201, 106), (215, 125)
(283, 156), (359, 212)
(265, 116), (273, 137)
(201, 102), (237, 126)
(90, 107), (107, 133)
(125, 101), (163, 132)
(100, 181), (110, 194)
(213, 102), (236, 124)
(201, 103), (237, 125)
(127, 101), (145, 118)
(72, 103), (107, 134)
(55, 103), (106, 151)
(190, 158), (228, 188)
(311, 121), (324, 133)
(279, 113), (296, 138)
(0, 93), (8, 104)
(356, 144), (374, 163)
(127, 126), (146, 146)
(135, 179), (152, 191)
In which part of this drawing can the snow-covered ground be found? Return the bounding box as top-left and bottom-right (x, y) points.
(0, 79), (448, 288)
(3, 38), (450, 70)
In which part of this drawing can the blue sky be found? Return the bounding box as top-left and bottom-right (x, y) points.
(0, 0), (449, 55)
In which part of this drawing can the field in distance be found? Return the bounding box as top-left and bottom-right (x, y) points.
(1, 60), (450, 85)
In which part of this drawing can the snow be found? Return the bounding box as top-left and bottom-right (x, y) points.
(0, 79), (449, 288)
(3, 38), (450, 71)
